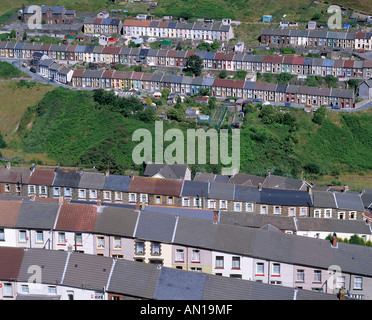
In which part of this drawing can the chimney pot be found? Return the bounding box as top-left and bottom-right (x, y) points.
(97, 198), (102, 207)
(6, 162), (11, 170)
(136, 201), (140, 210)
(258, 183), (262, 191)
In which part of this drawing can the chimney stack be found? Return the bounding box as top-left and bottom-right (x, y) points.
(58, 196), (63, 204)
(213, 210), (219, 224)
(343, 185), (349, 192)
(136, 201), (140, 210)
(105, 169), (110, 177)
(30, 194), (36, 201)
(97, 198), (102, 207)
(258, 183), (262, 191)
(6, 162), (11, 170)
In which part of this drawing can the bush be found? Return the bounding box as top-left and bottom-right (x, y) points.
(304, 162), (320, 174)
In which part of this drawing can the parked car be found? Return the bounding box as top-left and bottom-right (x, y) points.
(331, 105), (340, 109)
(253, 98), (262, 102)
(50, 78), (55, 83)
(30, 67), (36, 73)
(284, 102), (291, 107)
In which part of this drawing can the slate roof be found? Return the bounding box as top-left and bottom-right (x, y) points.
(62, 251), (113, 291)
(208, 181), (235, 200)
(55, 202), (98, 232)
(108, 258), (160, 299)
(262, 174), (304, 190)
(17, 248), (68, 285)
(228, 173), (265, 186)
(0, 166), (31, 184)
(154, 267), (207, 300)
(103, 174), (131, 192)
(260, 188), (312, 206)
(77, 171), (106, 189)
(234, 185), (261, 203)
(53, 169), (81, 188)
(180, 180), (209, 197)
(334, 192), (364, 211)
(16, 201), (59, 230)
(134, 210), (178, 243)
(94, 206), (138, 237)
(144, 163), (189, 180)
(312, 191), (337, 208)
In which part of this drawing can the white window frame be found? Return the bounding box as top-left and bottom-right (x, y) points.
(354, 277), (363, 290)
(314, 209), (321, 218)
(39, 185), (47, 195)
(274, 206), (281, 215)
(175, 249), (184, 262)
(182, 197), (190, 207)
(208, 199), (216, 209)
(35, 231), (43, 243)
(129, 193), (137, 203)
(246, 203), (254, 212)
(58, 232), (65, 244)
(272, 263), (281, 276)
(64, 187), (72, 197)
(349, 211), (356, 220)
(324, 209), (332, 218)
(103, 191), (111, 200)
(256, 262), (264, 275)
(219, 200), (227, 210)
(78, 189), (86, 199)
(97, 236), (105, 249)
(191, 249), (200, 262)
(260, 205), (267, 214)
(53, 187), (60, 197)
(234, 202), (242, 212)
(113, 237), (121, 249)
(19, 230), (27, 242)
(89, 189), (98, 199)
(28, 185), (36, 195)
(140, 193), (148, 203)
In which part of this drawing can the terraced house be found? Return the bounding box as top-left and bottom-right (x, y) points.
(260, 28), (372, 50)
(122, 20), (234, 41)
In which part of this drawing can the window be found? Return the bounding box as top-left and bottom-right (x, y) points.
(75, 233), (82, 246)
(3, 283), (13, 297)
(232, 257), (240, 269)
(191, 267), (202, 272)
(48, 286), (57, 294)
(104, 191), (111, 200)
(78, 189), (86, 198)
(53, 187), (60, 197)
(129, 193), (137, 203)
(152, 242), (160, 255)
(219, 200), (227, 210)
(354, 277), (363, 290)
(215, 256), (224, 269)
(140, 194), (148, 203)
(337, 276), (345, 289)
(114, 191), (122, 201)
(19, 230), (27, 242)
(21, 285), (29, 293)
(314, 209), (321, 218)
(58, 232), (65, 244)
(338, 211), (345, 220)
(167, 197), (174, 205)
(260, 206), (267, 214)
(272, 263), (280, 276)
(113, 237), (121, 249)
(349, 211), (356, 220)
(39, 186), (47, 195)
(4, 183), (10, 192)
(324, 209), (332, 218)
(288, 207), (295, 216)
(234, 202), (242, 212)
(256, 263), (264, 275)
(28, 185), (36, 194)
(36, 231), (43, 243)
(300, 207), (307, 216)
(246, 203), (254, 212)
(274, 206), (281, 215)
(182, 197), (190, 207)
(208, 200), (216, 209)
(89, 189), (98, 199)
(314, 270), (322, 283)
(135, 241), (144, 254)
(296, 269), (305, 282)
(97, 236), (105, 248)
(155, 195), (162, 204)
(194, 198), (200, 207)
(64, 188), (72, 197)
(175, 249), (184, 262)
(0, 229), (4, 241)
(191, 249), (200, 262)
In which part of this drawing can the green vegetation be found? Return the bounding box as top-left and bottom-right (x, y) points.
(326, 233), (372, 247)
(185, 55), (203, 77)
(0, 61), (30, 79)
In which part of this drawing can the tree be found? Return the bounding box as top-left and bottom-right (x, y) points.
(218, 70), (228, 79)
(185, 55), (203, 77)
(234, 70), (247, 80)
(313, 105), (327, 125)
(161, 87), (170, 100)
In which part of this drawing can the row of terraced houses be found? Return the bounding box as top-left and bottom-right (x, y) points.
(0, 195), (370, 300)
(0, 164), (369, 221)
(1, 41), (371, 79)
(260, 28), (372, 50)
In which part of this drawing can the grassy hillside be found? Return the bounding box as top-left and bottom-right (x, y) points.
(7, 86), (372, 189)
